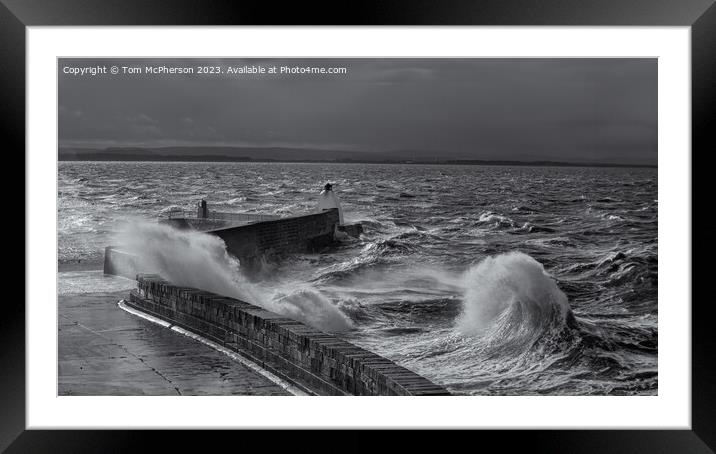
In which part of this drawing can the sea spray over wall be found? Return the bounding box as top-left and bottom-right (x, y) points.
(115, 220), (353, 332)
(116, 219), (256, 301)
(457, 252), (574, 344)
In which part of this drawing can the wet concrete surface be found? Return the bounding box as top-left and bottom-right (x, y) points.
(58, 291), (290, 396)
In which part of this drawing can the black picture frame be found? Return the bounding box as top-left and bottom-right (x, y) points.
(4, 0), (712, 451)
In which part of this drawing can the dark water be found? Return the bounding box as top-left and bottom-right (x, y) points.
(58, 161), (658, 395)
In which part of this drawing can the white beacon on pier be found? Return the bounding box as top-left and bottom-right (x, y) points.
(317, 182), (344, 224)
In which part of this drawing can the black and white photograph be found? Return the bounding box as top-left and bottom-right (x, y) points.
(57, 57), (658, 397)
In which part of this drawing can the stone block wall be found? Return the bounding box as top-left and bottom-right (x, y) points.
(128, 274), (450, 396)
(210, 209), (340, 265)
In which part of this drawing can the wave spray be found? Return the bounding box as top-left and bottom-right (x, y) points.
(457, 252), (575, 346)
(114, 220), (353, 332)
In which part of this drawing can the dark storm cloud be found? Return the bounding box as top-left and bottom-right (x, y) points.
(58, 58), (657, 164)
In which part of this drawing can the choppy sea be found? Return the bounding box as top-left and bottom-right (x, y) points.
(58, 161), (658, 395)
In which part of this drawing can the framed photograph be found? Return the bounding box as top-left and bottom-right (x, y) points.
(7, 0), (712, 451)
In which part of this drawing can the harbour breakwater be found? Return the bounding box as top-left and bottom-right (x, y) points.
(106, 211), (444, 395)
(128, 275), (450, 396)
(161, 208), (360, 267)
(106, 209), (355, 277)
(211, 209), (340, 266)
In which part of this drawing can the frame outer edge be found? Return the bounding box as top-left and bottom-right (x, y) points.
(0, 2), (27, 452)
(691, 1), (716, 451)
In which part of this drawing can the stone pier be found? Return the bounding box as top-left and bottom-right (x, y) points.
(58, 291), (291, 396)
(128, 275), (450, 396)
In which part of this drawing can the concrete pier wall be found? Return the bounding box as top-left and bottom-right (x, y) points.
(161, 209), (341, 266)
(210, 209), (340, 266)
(128, 274), (450, 396)
(159, 217), (231, 231)
(107, 209), (343, 277)
(103, 247), (144, 279)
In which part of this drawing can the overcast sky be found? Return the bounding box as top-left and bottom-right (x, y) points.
(58, 58), (657, 164)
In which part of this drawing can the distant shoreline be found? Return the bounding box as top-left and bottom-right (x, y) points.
(58, 156), (656, 169)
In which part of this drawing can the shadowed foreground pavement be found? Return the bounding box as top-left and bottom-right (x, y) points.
(58, 291), (290, 396)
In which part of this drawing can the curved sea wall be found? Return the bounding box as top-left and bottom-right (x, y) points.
(128, 274), (450, 396)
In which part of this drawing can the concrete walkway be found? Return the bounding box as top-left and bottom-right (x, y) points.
(58, 291), (290, 396)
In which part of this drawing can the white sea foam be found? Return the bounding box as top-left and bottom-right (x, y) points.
(477, 211), (516, 228)
(478, 212), (512, 224)
(457, 252), (573, 339)
(114, 220), (353, 332)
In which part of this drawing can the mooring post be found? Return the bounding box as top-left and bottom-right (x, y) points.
(198, 199), (207, 218)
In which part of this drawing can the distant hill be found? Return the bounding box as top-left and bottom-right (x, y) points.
(58, 146), (656, 168)
(59, 146), (382, 162)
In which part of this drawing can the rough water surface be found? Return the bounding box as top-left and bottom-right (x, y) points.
(58, 161), (657, 395)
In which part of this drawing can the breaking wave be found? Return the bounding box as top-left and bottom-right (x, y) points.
(457, 252), (576, 347)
